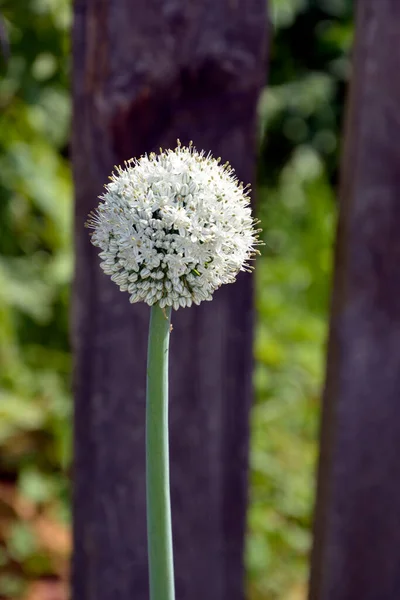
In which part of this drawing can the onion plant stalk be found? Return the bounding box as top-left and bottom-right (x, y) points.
(146, 305), (175, 600)
(86, 142), (261, 600)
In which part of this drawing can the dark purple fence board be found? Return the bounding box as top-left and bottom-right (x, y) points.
(309, 2), (400, 599)
(72, 1), (268, 599)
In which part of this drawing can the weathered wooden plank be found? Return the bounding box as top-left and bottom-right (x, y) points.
(72, 1), (267, 599)
(309, 2), (400, 599)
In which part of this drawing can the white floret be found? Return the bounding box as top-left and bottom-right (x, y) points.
(86, 142), (261, 309)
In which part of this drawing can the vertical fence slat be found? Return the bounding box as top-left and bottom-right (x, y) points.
(72, 2), (267, 599)
(310, 2), (400, 599)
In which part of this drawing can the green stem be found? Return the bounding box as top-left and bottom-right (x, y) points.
(146, 304), (175, 600)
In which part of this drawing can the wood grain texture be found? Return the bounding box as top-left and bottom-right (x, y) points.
(309, 2), (400, 599)
(71, 1), (268, 599)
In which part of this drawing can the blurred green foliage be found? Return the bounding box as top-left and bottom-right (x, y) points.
(247, 1), (352, 598)
(0, 0), (353, 598)
(0, 0), (71, 596)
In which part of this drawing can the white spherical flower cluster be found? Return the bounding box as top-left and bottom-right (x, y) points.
(87, 143), (261, 310)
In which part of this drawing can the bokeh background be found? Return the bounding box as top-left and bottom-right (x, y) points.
(0, 0), (353, 598)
